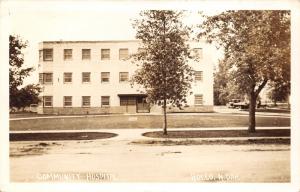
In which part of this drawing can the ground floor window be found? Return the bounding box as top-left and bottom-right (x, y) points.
(43, 96), (53, 107)
(195, 95), (203, 105)
(101, 96), (110, 107)
(64, 96), (72, 107)
(82, 96), (91, 107)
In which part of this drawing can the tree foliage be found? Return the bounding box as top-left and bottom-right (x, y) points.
(9, 35), (41, 111)
(199, 10), (290, 132)
(131, 10), (193, 134)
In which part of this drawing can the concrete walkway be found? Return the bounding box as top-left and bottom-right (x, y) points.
(10, 126), (291, 141)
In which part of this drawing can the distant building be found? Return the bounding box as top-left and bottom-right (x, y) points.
(37, 40), (214, 114)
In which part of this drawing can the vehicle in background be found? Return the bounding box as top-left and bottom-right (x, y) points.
(227, 99), (249, 109)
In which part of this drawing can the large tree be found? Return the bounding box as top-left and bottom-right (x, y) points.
(9, 35), (41, 111)
(199, 10), (290, 132)
(131, 10), (194, 135)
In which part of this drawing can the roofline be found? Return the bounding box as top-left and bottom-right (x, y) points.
(40, 40), (141, 44)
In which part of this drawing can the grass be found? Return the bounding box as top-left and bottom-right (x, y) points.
(9, 114), (290, 131)
(10, 132), (118, 141)
(130, 138), (290, 146)
(142, 129), (290, 138)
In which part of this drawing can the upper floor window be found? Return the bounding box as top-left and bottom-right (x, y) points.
(119, 72), (129, 82)
(39, 73), (53, 84)
(101, 49), (110, 60)
(43, 49), (53, 61)
(101, 72), (110, 83)
(43, 96), (53, 107)
(39, 50), (43, 61)
(101, 96), (110, 107)
(64, 49), (72, 60)
(192, 48), (203, 59)
(64, 72), (72, 83)
(82, 49), (91, 60)
(82, 72), (91, 83)
(64, 96), (72, 107)
(194, 95), (203, 105)
(195, 71), (203, 81)
(82, 96), (91, 107)
(119, 48), (129, 60)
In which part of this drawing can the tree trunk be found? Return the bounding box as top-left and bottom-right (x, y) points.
(163, 98), (167, 135)
(248, 92), (257, 133)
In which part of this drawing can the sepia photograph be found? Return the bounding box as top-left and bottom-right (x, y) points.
(0, 0), (300, 192)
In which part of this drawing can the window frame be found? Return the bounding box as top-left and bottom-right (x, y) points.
(82, 96), (91, 107)
(39, 73), (53, 84)
(101, 72), (110, 83)
(195, 71), (203, 81)
(119, 72), (129, 82)
(63, 96), (72, 107)
(193, 48), (203, 59)
(119, 48), (129, 60)
(101, 96), (110, 107)
(43, 49), (53, 61)
(82, 72), (91, 83)
(82, 49), (91, 60)
(194, 94), (203, 105)
(64, 49), (73, 60)
(101, 49), (110, 60)
(63, 72), (72, 83)
(43, 96), (53, 107)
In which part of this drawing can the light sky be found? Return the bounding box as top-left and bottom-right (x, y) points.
(5, 0), (293, 85)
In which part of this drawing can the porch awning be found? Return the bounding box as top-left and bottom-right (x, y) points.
(117, 94), (147, 97)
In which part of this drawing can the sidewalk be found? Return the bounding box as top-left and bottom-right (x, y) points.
(10, 127), (291, 142)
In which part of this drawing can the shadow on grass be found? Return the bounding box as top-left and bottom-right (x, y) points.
(10, 132), (118, 141)
(142, 129), (290, 138)
(130, 138), (290, 146)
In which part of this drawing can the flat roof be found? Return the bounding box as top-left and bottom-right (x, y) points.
(41, 40), (141, 44)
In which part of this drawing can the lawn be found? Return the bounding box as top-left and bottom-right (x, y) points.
(10, 114), (290, 131)
(142, 129), (290, 138)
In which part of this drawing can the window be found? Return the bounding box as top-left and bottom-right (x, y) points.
(64, 96), (72, 107)
(82, 96), (91, 107)
(39, 73), (53, 84)
(82, 49), (91, 60)
(195, 95), (203, 105)
(101, 72), (110, 83)
(39, 50), (43, 61)
(64, 72), (72, 83)
(64, 49), (72, 60)
(43, 96), (53, 107)
(195, 71), (203, 81)
(101, 49), (110, 60)
(193, 48), (203, 59)
(82, 72), (91, 83)
(119, 48), (129, 60)
(119, 72), (129, 82)
(43, 49), (53, 61)
(101, 96), (110, 107)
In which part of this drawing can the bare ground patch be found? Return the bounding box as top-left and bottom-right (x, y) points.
(10, 142), (62, 157)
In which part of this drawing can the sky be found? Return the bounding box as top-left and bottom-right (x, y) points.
(4, 0), (295, 85)
(5, 1), (217, 85)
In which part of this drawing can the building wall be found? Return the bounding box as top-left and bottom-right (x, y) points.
(37, 40), (214, 114)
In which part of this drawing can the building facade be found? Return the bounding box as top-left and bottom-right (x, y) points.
(37, 40), (214, 114)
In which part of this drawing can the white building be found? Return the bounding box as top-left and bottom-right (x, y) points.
(37, 40), (214, 114)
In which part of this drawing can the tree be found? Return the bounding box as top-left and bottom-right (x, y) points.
(131, 10), (194, 135)
(199, 10), (290, 132)
(9, 35), (41, 111)
(214, 59), (244, 105)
